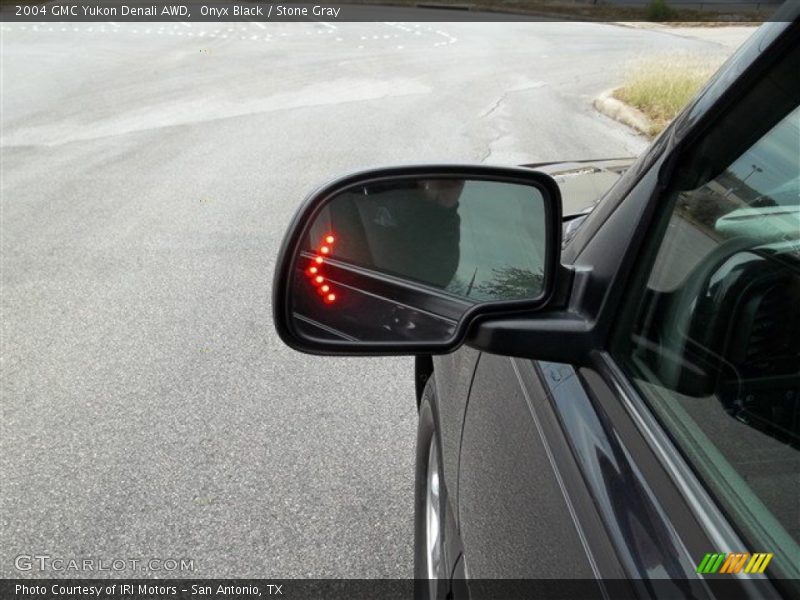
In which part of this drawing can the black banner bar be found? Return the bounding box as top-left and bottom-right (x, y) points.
(0, 0), (792, 23)
(2, 579), (798, 600)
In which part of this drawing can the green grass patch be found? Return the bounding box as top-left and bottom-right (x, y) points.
(645, 0), (678, 21)
(613, 56), (724, 136)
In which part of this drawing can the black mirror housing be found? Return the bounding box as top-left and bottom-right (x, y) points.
(272, 164), (566, 356)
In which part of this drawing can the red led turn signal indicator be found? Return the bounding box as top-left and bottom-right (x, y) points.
(304, 233), (338, 304)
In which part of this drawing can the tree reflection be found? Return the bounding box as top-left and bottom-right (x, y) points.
(473, 266), (544, 301)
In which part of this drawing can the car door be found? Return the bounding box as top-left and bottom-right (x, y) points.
(456, 19), (798, 598)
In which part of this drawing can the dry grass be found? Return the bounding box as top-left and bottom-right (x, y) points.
(613, 56), (724, 136)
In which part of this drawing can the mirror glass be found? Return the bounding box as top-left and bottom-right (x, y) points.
(289, 176), (549, 343)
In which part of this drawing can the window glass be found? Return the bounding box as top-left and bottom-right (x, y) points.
(614, 100), (800, 579)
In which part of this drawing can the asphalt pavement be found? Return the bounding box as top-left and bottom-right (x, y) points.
(0, 16), (753, 577)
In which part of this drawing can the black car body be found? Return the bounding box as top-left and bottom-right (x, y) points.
(274, 9), (800, 599)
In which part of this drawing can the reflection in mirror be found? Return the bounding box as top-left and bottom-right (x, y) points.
(290, 176), (548, 343)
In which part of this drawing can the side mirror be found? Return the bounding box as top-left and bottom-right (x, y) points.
(273, 165), (566, 355)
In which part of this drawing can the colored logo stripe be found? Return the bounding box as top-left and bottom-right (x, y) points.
(720, 553), (750, 574)
(745, 553), (774, 574)
(697, 553), (725, 574)
(697, 553), (774, 575)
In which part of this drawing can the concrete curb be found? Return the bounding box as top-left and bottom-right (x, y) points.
(593, 89), (653, 137)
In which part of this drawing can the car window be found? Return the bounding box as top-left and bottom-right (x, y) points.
(612, 62), (800, 581)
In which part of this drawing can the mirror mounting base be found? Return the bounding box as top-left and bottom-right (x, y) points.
(464, 265), (595, 365)
(465, 312), (595, 365)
